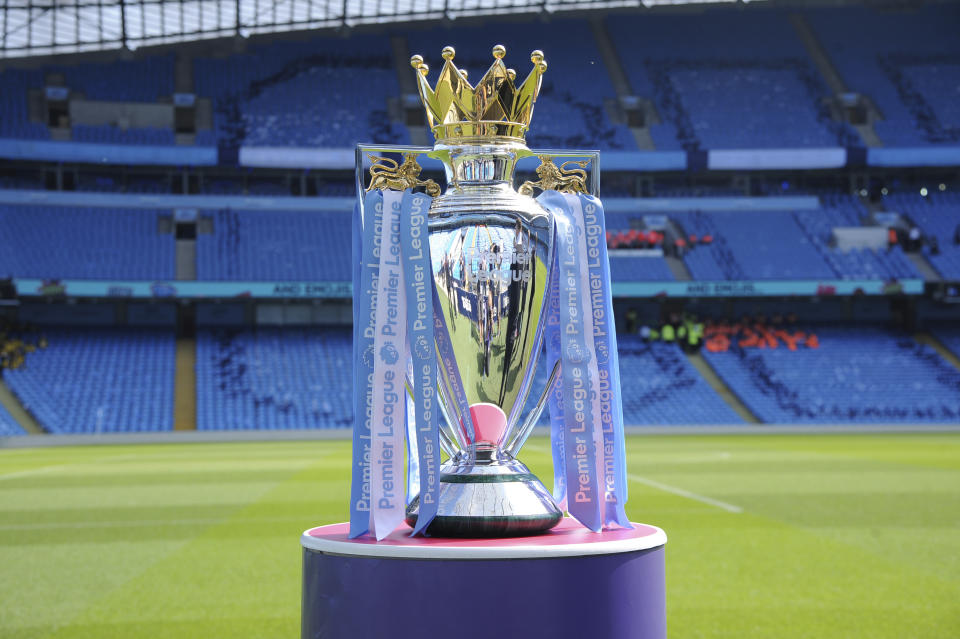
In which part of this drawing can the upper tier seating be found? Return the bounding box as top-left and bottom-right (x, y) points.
(0, 55), (177, 145)
(793, 194), (923, 280)
(704, 325), (960, 423)
(410, 20), (636, 151)
(606, 10), (856, 151)
(195, 327), (353, 430)
(196, 209), (351, 281)
(807, 5), (960, 146)
(673, 209), (835, 280)
(0, 402), (26, 436)
(0, 69), (49, 141)
(0, 205), (175, 280)
(48, 54), (175, 103)
(671, 197), (922, 281)
(194, 36), (409, 148)
(883, 192), (960, 279)
(3, 329), (175, 434)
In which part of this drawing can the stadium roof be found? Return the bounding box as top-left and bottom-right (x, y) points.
(0, 0), (757, 58)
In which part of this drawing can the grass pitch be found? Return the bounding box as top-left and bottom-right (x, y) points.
(1, 434), (958, 639)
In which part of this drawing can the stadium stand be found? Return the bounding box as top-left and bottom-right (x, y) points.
(410, 20), (636, 150)
(618, 336), (743, 424)
(194, 36), (409, 149)
(2, 329), (175, 433)
(0, 69), (49, 141)
(794, 194), (923, 280)
(673, 209), (835, 280)
(0, 205), (175, 279)
(606, 10), (857, 150)
(609, 255), (675, 282)
(883, 191), (960, 280)
(807, 5), (960, 147)
(0, 56), (178, 145)
(49, 54), (175, 103)
(0, 402), (26, 436)
(931, 324), (960, 360)
(195, 327), (353, 430)
(704, 325), (960, 423)
(196, 209), (351, 281)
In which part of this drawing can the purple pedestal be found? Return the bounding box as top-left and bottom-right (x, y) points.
(301, 518), (667, 639)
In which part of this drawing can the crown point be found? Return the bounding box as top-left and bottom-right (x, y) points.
(410, 55), (423, 69)
(460, 69), (468, 80)
(530, 50), (544, 64)
(538, 60), (548, 73)
(441, 46), (455, 61)
(492, 44), (506, 59)
(419, 64), (429, 76)
(507, 68), (516, 81)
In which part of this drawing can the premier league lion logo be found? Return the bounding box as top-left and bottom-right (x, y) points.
(566, 341), (588, 364)
(414, 335), (432, 360)
(362, 345), (375, 369)
(380, 342), (399, 365)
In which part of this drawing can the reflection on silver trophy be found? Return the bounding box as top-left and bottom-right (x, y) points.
(361, 44), (596, 536)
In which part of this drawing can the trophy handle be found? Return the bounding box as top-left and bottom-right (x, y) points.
(504, 359), (560, 457)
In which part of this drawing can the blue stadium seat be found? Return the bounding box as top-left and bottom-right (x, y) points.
(0, 402), (26, 436)
(606, 10), (857, 151)
(0, 205), (175, 280)
(195, 327), (353, 430)
(3, 329), (176, 434)
(704, 325), (960, 423)
(196, 209), (351, 281)
(884, 192), (960, 280)
(807, 5), (960, 147)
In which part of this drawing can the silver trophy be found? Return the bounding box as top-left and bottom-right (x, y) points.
(358, 45), (598, 537)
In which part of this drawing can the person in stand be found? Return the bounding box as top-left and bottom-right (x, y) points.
(625, 308), (639, 334)
(907, 226), (922, 251)
(661, 320), (676, 344)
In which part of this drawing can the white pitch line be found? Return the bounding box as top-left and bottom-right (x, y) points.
(524, 443), (741, 513)
(0, 465), (67, 481)
(628, 474), (742, 514)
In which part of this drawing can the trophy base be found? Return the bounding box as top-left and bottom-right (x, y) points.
(405, 458), (562, 538)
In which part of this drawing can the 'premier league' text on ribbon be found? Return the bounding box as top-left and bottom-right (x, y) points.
(401, 191), (441, 536)
(370, 192), (407, 540)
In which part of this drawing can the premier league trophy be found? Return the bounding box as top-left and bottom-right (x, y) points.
(350, 43), (625, 540)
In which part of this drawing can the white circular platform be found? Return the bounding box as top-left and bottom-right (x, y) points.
(301, 517), (667, 559)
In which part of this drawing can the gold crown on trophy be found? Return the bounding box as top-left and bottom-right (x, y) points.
(410, 44), (547, 142)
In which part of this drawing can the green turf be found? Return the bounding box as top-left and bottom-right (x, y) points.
(1, 434), (958, 638)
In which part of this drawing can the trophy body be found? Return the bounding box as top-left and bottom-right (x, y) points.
(405, 136), (562, 536)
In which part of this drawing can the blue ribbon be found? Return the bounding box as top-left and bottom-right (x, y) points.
(540, 190), (603, 532)
(349, 190), (383, 538)
(401, 191), (441, 536)
(579, 194), (631, 529)
(580, 195), (633, 528)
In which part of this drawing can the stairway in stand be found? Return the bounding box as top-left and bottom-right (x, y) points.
(685, 351), (760, 424)
(174, 338), (197, 430)
(0, 378), (45, 434)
